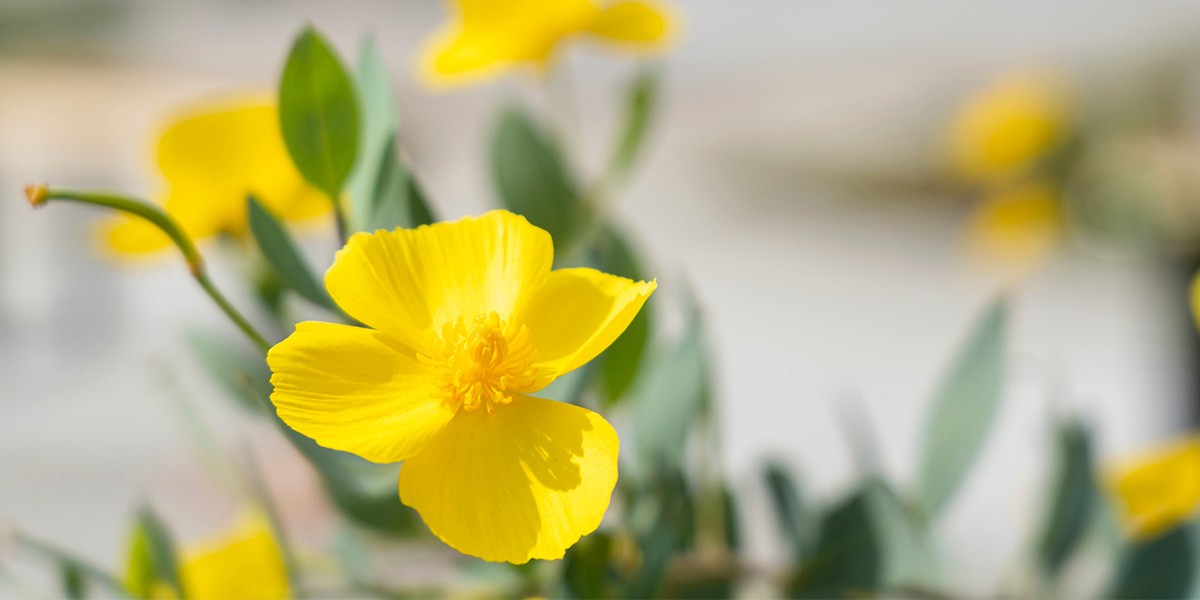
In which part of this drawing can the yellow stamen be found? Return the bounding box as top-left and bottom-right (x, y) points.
(421, 312), (540, 414)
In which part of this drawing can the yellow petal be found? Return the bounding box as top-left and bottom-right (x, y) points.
(104, 215), (178, 255)
(324, 210), (553, 352)
(268, 321), (455, 463)
(947, 71), (1070, 182)
(963, 181), (1062, 276)
(399, 395), (619, 563)
(417, 0), (601, 87)
(589, 1), (674, 47)
(105, 99), (327, 256)
(419, 27), (517, 87)
(101, 188), (226, 256)
(519, 268), (655, 379)
(157, 100), (325, 229)
(179, 511), (289, 600)
(1108, 435), (1200, 540)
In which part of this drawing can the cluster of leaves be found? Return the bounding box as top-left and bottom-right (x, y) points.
(9, 25), (1200, 600)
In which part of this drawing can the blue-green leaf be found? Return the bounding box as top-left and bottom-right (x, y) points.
(13, 533), (132, 599)
(365, 134), (436, 232)
(1107, 526), (1195, 599)
(610, 65), (662, 181)
(764, 461), (818, 562)
(789, 488), (883, 599)
(246, 196), (337, 312)
(1035, 419), (1095, 579)
(915, 298), (1007, 516)
(127, 507), (183, 600)
(594, 225), (653, 405)
(491, 105), (581, 249)
(279, 26), (359, 202)
(632, 307), (712, 469)
(348, 36), (401, 232)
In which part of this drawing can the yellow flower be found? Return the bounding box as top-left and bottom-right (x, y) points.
(419, 0), (676, 87)
(106, 99), (327, 255)
(963, 180), (1063, 273)
(1108, 435), (1200, 540)
(267, 210), (655, 563)
(948, 71), (1070, 182)
(127, 512), (289, 599)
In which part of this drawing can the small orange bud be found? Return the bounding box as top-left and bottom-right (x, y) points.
(24, 183), (48, 207)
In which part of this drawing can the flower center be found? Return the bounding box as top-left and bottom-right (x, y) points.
(421, 312), (540, 414)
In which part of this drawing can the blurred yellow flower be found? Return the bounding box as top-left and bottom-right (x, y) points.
(419, 0), (676, 87)
(1108, 435), (1200, 540)
(127, 512), (289, 600)
(267, 210), (655, 563)
(963, 180), (1063, 272)
(106, 100), (327, 255)
(948, 72), (1070, 183)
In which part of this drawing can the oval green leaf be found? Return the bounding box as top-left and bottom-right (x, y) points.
(246, 195), (337, 312)
(915, 298), (1007, 516)
(279, 26), (359, 203)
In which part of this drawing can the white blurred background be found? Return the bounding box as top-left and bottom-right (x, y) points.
(3, 1), (1200, 593)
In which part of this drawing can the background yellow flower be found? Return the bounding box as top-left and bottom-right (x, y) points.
(419, 0), (676, 87)
(268, 210), (654, 563)
(947, 71), (1071, 183)
(126, 511), (288, 600)
(1108, 435), (1200, 540)
(105, 100), (327, 255)
(963, 180), (1063, 274)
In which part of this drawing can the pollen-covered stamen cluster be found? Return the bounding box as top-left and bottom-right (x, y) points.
(422, 312), (540, 414)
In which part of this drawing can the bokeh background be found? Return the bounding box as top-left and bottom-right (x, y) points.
(4, 0), (1200, 594)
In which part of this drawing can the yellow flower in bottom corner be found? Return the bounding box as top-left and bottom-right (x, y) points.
(106, 99), (327, 255)
(267, 210), (655, 563)
(127, 512), (289, 600)
(420, 0), (676, 87)
(1108, 435), (1200, 540)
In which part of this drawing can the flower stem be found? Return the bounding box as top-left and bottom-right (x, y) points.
(26, 186), (271, 354)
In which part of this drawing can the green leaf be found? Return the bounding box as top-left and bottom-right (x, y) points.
(1107, 526), (1195, 600)
(594, 225), (653, 405)
(915, 298), (1007, 516)
(632, 308), (712, 469)
(562, 532), (614, 599)
(789, 489), (883, 599)
(279, 26), (359, 202)
(186, 329), (272, 415)
(491, 105), (581, 249)
(60, 561), (86, 599)
(247, 196), (338, 312)
(610, 65), (662, 181)
(349, 36), (400, 231)
(14, 534), (132, 599)
(721, 483), (742, 552)
(365, 134), (436, 232)
(863, 480), (939, 589)
(279, 419), (420, 536)
(1035, 419), (1095, 579)
(764, 462), (817, 561)
(624, 462), (696, 599)
(127, 508), (183, 600)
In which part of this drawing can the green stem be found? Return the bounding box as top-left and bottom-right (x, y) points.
(26, 185), (271, 354)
